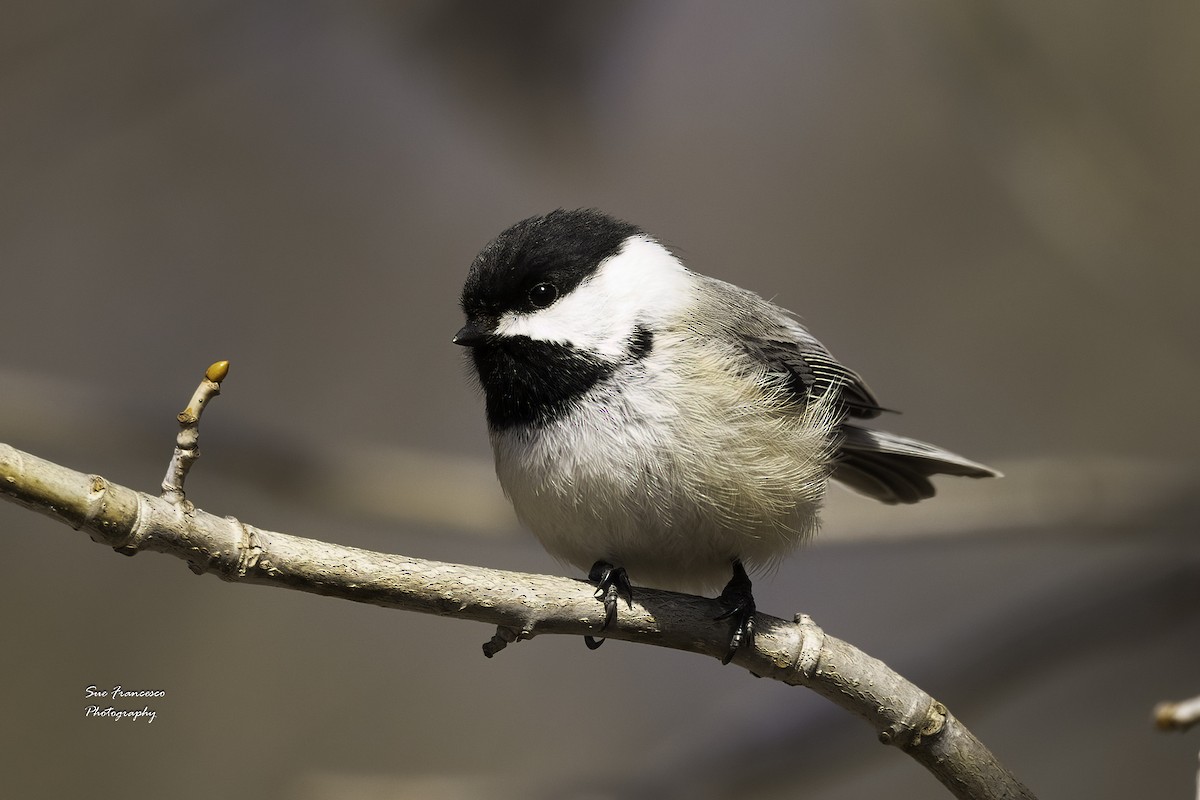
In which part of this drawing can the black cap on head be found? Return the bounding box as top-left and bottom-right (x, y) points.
(460, 209), (642, 326)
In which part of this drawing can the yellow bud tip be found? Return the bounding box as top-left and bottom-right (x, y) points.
(205, 360), (230, 383)
(1153, 703), (1177, 730)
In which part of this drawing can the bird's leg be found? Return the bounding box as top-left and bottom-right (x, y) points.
(583, 560), (634, 650)
(715, 560), (756, 664)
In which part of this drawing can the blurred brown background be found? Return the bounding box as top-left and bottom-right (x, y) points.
(2, 2), (1198, 798)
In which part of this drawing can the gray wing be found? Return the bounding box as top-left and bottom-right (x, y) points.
(694, 275), (1000, 504)
(747, 324), (886, 419)
(696, 276), (884, 419)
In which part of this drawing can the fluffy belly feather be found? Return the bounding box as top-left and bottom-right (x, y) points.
(490, 363), (838, 593)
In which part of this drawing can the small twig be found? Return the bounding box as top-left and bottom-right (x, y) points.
(0, 361), (1037, 800)
(161, 360), (229, 503)
(1155, 695), (1200, 733)
(1154, 694), (1200, 800)
(0, 438), (1036, 800)
(483, 626), (523, 657)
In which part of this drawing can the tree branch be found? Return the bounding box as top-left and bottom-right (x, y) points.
(0, 365), (1036, 800)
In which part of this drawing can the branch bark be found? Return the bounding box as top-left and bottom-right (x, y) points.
(0, 368), (1036, 799)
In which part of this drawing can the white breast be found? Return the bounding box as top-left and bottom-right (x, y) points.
(490, 330), (840, 593)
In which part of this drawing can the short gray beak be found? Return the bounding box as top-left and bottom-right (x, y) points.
(453, 321), (490, 347)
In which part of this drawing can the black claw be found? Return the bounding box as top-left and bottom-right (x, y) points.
(715, 560), (756, 665)
(584, 561), (633, 650)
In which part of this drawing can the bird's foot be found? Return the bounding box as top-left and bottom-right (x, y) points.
(715, 560), (756, 665)
(583, 560), (633, 650)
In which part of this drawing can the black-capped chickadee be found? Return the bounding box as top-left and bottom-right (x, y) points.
(454, 209), (999, 663)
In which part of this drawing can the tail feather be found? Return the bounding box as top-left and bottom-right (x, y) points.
(832, 425), (1001, 505)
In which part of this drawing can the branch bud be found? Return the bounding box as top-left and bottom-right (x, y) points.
(205, 360), (230, 384)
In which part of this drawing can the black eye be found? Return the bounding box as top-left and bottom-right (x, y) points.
(528, 282), (558, 308)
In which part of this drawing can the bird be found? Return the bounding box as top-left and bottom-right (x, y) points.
(453, 208), (999, 663)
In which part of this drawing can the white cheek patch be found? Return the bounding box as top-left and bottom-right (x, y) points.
(495, 236), (692, 358)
